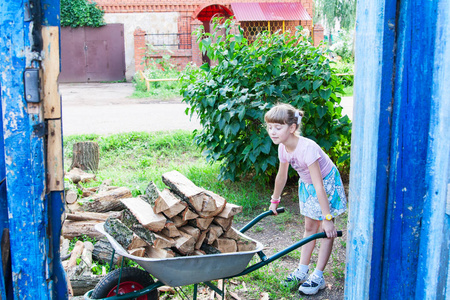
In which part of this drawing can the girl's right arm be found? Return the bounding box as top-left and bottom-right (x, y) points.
(270, 161), (289, 215)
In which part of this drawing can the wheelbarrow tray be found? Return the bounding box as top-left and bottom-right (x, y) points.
(95, 222), (264, 287)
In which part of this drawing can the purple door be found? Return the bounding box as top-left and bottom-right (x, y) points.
(60, 24), (125, 82)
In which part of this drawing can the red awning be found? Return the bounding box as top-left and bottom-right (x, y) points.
(231, 2), (311, 21)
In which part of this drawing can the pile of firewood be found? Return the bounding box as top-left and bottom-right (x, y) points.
(104, 170), (256, 258)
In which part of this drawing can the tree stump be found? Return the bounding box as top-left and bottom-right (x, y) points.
(70, 142), (99, 172)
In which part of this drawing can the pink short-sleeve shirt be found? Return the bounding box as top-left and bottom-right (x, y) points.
(278, 136), (334, 184)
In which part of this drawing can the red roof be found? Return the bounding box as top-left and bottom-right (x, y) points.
(231, 2), (311, 21)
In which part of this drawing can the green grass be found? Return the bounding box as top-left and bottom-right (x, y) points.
(63, 131), (271, 215)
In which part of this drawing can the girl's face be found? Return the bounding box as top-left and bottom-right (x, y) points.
(266, 122), (295, 144)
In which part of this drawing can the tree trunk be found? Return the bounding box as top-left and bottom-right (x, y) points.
(70, 141), (99, 172)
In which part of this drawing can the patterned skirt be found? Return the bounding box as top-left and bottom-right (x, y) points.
(298, 166), (347, 220)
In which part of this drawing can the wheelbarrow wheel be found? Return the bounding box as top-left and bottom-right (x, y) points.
(91, 267), (158, 299)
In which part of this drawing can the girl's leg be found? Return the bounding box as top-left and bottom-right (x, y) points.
(299, 216), (321, 265)
(316, 236), (334, 271)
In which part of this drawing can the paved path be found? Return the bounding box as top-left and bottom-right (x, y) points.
(60, 82), (353, 136)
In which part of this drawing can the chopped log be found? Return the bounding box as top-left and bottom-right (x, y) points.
(70, 274), (103, 297)
(217, 203), (243, 218)
(237, 237), (257, 252)
(121, 209), (155, 246)
(127, 233), (149, 250)
(213, 216), (233, 231)
(179, 226), (200, 241)
(97, 179), (113, 193)
(104, 217), (134, 249)
(195, 230), (208, 250)
(120, 197), (166, 232)
(155, 189), (187, 218)
(146, 247), (175, 259)
(153, 233), (175, 249)
(192, 250), (206, 256)
(81, 187), (131, 213)
(222, 227), (240, 241)
(205, 225), (224, 245)
(65, 211), (122, 222)
(202, 190), (227, 216)
(162, 171), (218, 215)
(200, 243), (221, 255)
(65, 189), (78, 204)
(162, 220), (181, 237)
(70, 141), (99, 172)
(174, 231), (196, 255)
(68, 241), (84, 268)
(60, 237), (70, 259)
(189, 217), (213, 230)
(181, 207), (199, 221)
(172, 215), (188, 228)
(213, 238), (237, 253)
(141, 181), (163, 206)
(92, 237), (119, 265)
(129, 247), (146, 257)
(78, 241), (94, 274)
(65, 167), (96, 184)
(82, 189), (95, 198)
(62, 220), (104, 240)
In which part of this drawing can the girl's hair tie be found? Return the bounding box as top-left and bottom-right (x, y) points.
(295, 111), (302, 124)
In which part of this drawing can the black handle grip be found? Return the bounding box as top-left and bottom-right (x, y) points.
(337, 231), (343, 237)
(276, 207), (285, 214)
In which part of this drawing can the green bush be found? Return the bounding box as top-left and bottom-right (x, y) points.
(180, 19), (351, 182)
(61, 0), (105, 28)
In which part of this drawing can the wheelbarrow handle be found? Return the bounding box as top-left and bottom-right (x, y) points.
(239, 207), (285, 234)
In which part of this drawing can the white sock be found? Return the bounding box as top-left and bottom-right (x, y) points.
(297, 264), (309, 273)
(312, 269), (324, 278)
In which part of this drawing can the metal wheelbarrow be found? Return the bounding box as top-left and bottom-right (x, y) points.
(83, 207), (342, 299)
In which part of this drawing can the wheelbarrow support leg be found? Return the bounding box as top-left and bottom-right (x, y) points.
(204, 281), (225, 299)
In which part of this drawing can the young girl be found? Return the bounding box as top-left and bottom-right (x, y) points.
(264, 103), (347, 295)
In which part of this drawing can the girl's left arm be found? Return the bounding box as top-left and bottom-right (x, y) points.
(309, 161), (337, 238)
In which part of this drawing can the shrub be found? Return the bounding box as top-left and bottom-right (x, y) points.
(61, 0), (105, 28)
(180, 19), (351, 182)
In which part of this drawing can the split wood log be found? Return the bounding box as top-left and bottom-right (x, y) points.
(92, 237), (119, 265)
(70, 274), (103, 296)
(205, 225), (224, 245)
(162, 171), (226, 217)
(81, 187), (131, 213)
(65, 167), (96, 184)
(78, 241), (94, 274)
(174, 231), (196, 255)
(181, 207), (199, 221)
(179, 225), (200, 241)
(68, 240), (84, 268)
(153, 233), (176, 249)
(213, 216), (233, 231)
(65, 189), (78, 204)
(104, 217), (134, 249)
(237, 237), (257, 252)
(121, 209), (155, 246)
(213, 238), (237, 253)
(146, 246), (175, 259)
(65, 211), (122, 222)
(129, 247), (146, 257)
(127, 234), (149, 250)
(120, 197), (166, 232)
(155, 189), (187, 218)
(195, 230), (208, 250)
(60, 237), (70, 259)
(172, 215), (188, 228)
(70, 141), (99, 172)
(62, 220), (104, 240)
(141, 181), (163, 206)
(200, 243), (221, 255)
(222, 227), (240, 241)
(161, 220), (180, 237)
(217, 203), (243, 218)
(192, 250), (206, 256)
(189, 217), (213, 230)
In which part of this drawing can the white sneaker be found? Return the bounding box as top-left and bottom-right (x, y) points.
(283, 268), (309, 286)
(298, 274), (326, 295)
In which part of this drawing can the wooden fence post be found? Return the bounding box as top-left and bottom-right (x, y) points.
(0, 0), (67, 298)
(345, 0), (450, 298)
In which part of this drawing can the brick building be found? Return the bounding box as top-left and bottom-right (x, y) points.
(94, 0), (324, 80)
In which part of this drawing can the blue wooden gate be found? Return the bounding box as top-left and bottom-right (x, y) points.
(0, 0), (67, 299)
(345, 0), (450, 298)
